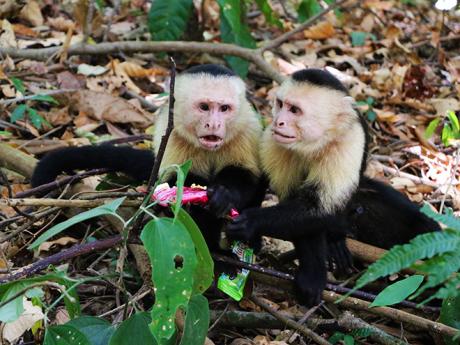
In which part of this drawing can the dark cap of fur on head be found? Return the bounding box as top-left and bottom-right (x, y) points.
(183, 64), (236, 77)
(291, 68), (348, 94)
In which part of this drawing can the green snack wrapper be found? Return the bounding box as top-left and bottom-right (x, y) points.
(217, 241), (254, 301)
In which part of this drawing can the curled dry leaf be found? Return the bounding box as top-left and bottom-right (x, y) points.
(19, 0), (44, 27)
(0, 19), (17, 48)
(12, 23), (37, 37)
(2, 299), (44, 343)
(304, 21), (336, 40)
(0, 0), (21, 18)
(429, 98), (460, 116)
(68, 90), (152, 127)
(37, 236), (79, 254)
(48, 16), (77, 32)
(43, 106), (72, 126)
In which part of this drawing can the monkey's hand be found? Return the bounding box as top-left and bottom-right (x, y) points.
(295, 269), (325, 307)
(207, 185), (239, 218)
(327, 234), (353, 275)
(226, 209), (261, 245)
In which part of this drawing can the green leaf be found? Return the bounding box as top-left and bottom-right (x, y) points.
(44, 325), (91, 345)
(67, 316), (115, 345)
(29, 197), (126, 250)
(369, 275), (424, 307)
(354, 230), (460, 290)
(140, 218), (197, 343)
(297, 0), (321, 22)
(30, 94), (59, 105)
(177, 209), (213, 294)
(366, 110), (377, 122)
(420, 204), (460, 231)
(179, 295), (209, 345)
(412, 251), (460, 299)
(10, 104), (27, 123)
(148, 0), (193, 41)
(173, 160), (192, 219)
(447, 111), (460, 133)
(255, 0), (283, 28)
(350, 31), (368, 47)
(218, 0), (256, 78)
(10, 77), (25, 94)
(329, 332), (345, 344)
(425, 118), (441, 139)
(0, 282), (28, 322)
(25, 287), (44, 299)
(440, 296), (460, 345)
(442, 124), (454, 146)
(27, 107), (49, 129)
(344, 335), (355, 345)
(109, 312), (157, 345)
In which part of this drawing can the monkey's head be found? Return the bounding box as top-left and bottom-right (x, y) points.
(271, 69), (357, 156)
(173, 65), (248, 151)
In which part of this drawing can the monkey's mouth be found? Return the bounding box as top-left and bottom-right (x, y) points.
(199, 135), (224, 149)
(273, 130), (296, 143)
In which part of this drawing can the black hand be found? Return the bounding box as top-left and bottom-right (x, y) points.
(327, 239), (354, 275)
(226, 209), (260, 244)
(207, 185), (238, 218)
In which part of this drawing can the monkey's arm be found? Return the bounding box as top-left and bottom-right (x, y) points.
(207, 166), (267, 217)
(227, 199), (335, 242)
(31, 146), (155, 187)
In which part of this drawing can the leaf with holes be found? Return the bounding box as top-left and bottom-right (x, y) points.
(67, 316), (115, 345)
(177, 209), (213, 294)
(369, 275), (424, 307)
(218, 0), (256, 77)
(109, 312), (157, 345)
(44, 325), (91, 345)
(148, 0), (193, 41)
(179, 295), (209, 345)
(141, 218), (197, 344)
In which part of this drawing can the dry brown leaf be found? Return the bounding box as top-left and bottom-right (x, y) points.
(364, 0), (395, 10)
(69, 90), (152, 127)
(19, 0), (44, 26)
(385, 25), (402, 39)
(2, 299), (44, 343)
(0, 19), (17, 48)
(0, 0), (21, 18)
(37, 236), (79, 254)
(47, 16), (75, 32)
(360, 13), (375, 32)
(429, 98), (460, 115)
(43, 106), (72, 126)
(86, 74), (126, 93)
(304, 21), (335, 40)
(12, 23), (37, 37)
(1, 84), (15, 98)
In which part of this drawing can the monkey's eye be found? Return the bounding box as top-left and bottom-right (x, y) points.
(276, 99), (283, 108)
(199, 103), (209, 111)
(290, 106), (300, 114)
(220, 104), (230, 112)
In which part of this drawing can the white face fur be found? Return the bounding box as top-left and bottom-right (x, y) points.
(173, 73), (247, 150)
(271, 80), (357, 155)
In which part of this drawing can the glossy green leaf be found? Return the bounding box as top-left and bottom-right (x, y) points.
(10, 104), (27, 123)
(29, 197), (126, 250)
(179, 295), (209, 345)
(109, 312), (157, 345)
(440, 296), (460, 345)
(177, 208), (213, 294)
(442, 123), (454, 146)
(148, 0), (193, 41)
(0, 282), (28, 322)
(370, 275), (424, 307)
(255, 0), (283, 28)
(44, 325), (90, 345)
(421, 203), (460, 231)
(297, 0), (321, 22)
(140, 218), (197, 344)
(218, 0), (256, 77)
(425, 118), (441, 139)
(30, 94), (59, 105)
(68, 316), (115, 345)
(344, 334), (355, 345)
(10, 77), (25, 94)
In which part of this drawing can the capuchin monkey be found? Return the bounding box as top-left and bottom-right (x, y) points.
(31, 64), (266, 253)
(227, 69), (440, 306)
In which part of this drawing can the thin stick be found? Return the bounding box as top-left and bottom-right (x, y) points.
(0, 89), (77, 105)
(250, 295), (332, 345)
(0, 198), (141, 208)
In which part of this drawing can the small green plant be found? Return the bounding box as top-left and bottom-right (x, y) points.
(356, 97), (377, 121)
(9, 78), (57, 129)
(426, 110), (460, 147)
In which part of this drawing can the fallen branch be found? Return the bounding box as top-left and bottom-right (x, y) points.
(250, 295), (332, 345)
(0, 235), (123, 283)
(0, 198), (141, 208)
(337, 311), (407, 345)
(0, 143), (37, 178)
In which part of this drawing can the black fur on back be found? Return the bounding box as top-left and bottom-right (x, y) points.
(30, 145), (155, 187)
(183, 64), (236, 77)
(292, 69), (348, 94)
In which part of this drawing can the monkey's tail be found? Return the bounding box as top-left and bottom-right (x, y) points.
(30, 145), (155, 187)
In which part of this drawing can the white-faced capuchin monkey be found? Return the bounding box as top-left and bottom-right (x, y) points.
(227, 68), (441, 306)
(31, 64), (266, 253)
